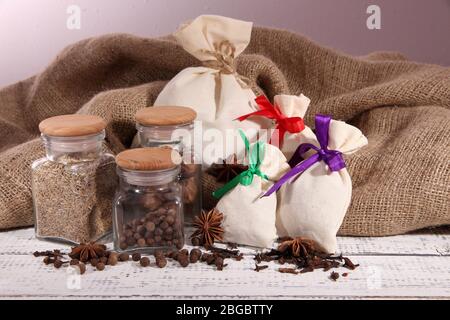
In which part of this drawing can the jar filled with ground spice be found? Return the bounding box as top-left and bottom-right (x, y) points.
(32, 114), (117, 244)
(135, 106), (201, 224)
(113, 148), (184, 253)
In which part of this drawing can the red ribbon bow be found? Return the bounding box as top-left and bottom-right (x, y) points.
(236, 95), (305, 148)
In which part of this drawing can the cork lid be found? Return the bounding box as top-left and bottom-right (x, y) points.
(135, 106), (197, 126)
(116, 147), (181, 171)
(39, 114), (107, 137)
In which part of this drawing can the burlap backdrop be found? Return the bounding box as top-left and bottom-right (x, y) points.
(0, 27), (449, 235)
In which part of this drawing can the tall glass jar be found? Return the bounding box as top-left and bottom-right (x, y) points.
(113, 147), (184, 253)
(32, 114), (117, 244)
(135, 106), (201, 224)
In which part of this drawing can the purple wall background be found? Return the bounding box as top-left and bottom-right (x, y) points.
(1, 0), (449, 87)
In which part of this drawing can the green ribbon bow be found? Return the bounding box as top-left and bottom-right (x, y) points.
(212, 130), (268, 199)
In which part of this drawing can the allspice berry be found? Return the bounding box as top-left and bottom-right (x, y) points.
(90, 258), (99, 267)
(140, 257), (150, 267)
(156, 257), (167, 268)
(132, 253), (142, 262)
(191, 237), (201, 246)
(119, 253), (129, 261)
(107, 253), (118, 266)
(96, 262), (105, 271)
(178, 255), (189, 268)
(189, 249), (202, 263)
(154, 249), (164, 259)
(99, 257), (108, 264)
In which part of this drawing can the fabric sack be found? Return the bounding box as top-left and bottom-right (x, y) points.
(214, 131), (289, 248)
(267, 114), (368, 253)
(153, 15), (270, 166)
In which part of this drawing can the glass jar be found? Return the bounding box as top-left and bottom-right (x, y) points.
(113, 147), (184, 253)
(32, 114), (117, 244)
(135, 106), (201, 224)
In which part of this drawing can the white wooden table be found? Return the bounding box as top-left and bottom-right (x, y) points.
(0, 227), (449, 299)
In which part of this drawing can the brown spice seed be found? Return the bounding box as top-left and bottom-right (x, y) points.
(178, 256), (189, 267)
(156, 257), (167, 268)
(330, 271), (339, 281)
(107, 254), (118, 266)
(140, 257), (151, 267)
(191, 237), (201, 246)
(119, 253), (129, 261)
(132, 253), (141, 261)
(137, 238), (147, 247)
(342, 273), (349, 277)
(96, 262), (105, 271)
(154, 250), (164, 258)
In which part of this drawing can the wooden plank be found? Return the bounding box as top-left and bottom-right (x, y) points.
(0, 253), (449, 299)
(1, 228), (449, 256)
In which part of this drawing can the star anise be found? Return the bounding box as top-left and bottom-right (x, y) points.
(277, 237), (318, 258)
(69, 242), (107, 262)
(206, 154), (248, 183)
(190, 208), (224, 246)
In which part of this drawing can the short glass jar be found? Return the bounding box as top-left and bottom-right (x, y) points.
(135, 106), (201, 224)
(32, 114), (117, 244)
(113, 147), (184, 253)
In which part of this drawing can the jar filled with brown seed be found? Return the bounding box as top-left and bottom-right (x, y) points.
(134, 106), (201, 225)
(32, 114), (117, 244)
(113, 148), (185, 253)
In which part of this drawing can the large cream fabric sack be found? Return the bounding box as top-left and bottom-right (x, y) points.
(273, 115), (368, 253)
(214, 132), (289, 248)
(154, 15), (269, 166)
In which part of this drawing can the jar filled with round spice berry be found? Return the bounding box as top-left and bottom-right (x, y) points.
(32, 114), (117, 244)
(134, 106), (201, 224)
(113, 147), (185, 253)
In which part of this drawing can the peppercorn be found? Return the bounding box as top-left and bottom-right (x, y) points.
(137, 238), (146, 247)
(189, 249), (202, 263)
(119, 253), (129, 261)
(107, 253), (118, 266)
(96, 262), (105, 271)
(191, 237), (201, 246)
(156, 257), (167, 268)
(140, 257), (150, 267)
(164, 250), (175, 259)
(43, 256), (52, 265)
(132, 253), (142, 261)
(154, 249), (164, 259)
(178, 256), (189, 268)
(180, 249), (189, 256)
(99, 257), (108, 264)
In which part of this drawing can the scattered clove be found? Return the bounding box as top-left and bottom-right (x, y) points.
(254, 264), (269, 272)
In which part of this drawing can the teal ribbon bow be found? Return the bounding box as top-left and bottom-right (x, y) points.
(212, 130), (268, 199)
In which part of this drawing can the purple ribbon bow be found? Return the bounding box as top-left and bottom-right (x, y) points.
(264, 114), (346, 197)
